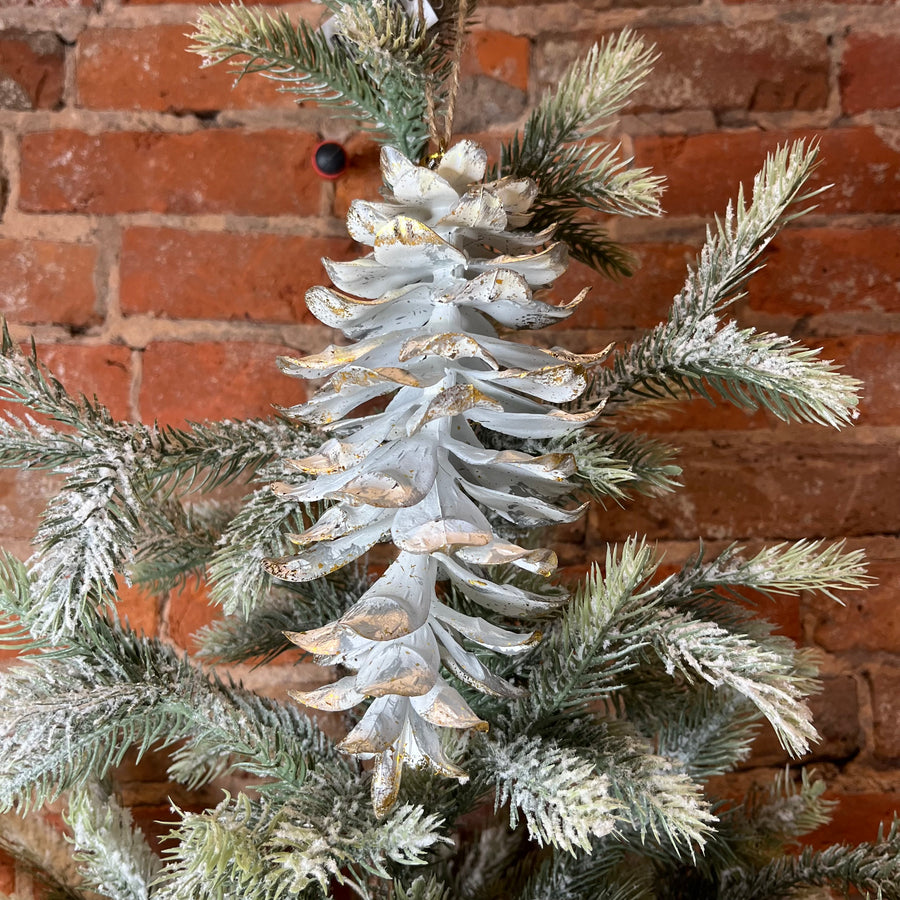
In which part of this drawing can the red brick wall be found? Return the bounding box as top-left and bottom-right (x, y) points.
(1, 0), (898, 887)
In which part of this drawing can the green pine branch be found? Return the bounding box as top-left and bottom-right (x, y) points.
(0, 322), (316, 638)
(518, 851), (651, 900)
(156, 791), (448, 899)
(190, 4), (435, 158)
(627, 682), (760, 780)
(722, 817), (900, 900)
(206, 475), (327, 617)
(0, 555), (344, 810)
(550, 428), (681, 504)
(496, 32), (663, 275)
(580, 141), (859, 428)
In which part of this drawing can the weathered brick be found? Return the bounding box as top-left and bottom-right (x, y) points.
(633, 128), (900, 218)
(120, 228), (358, 324)
(805, 792), (900, 849)
(0, 30), (64, 110)
(31, 343), (133, 421)
(123, 0), (284, 5)
(725, 0), (893, 4)
(0, 469), (54, 549)
(333, 135), (388, 220)
(816, 334), (900, 428)
(463, 29), (531, 92)
(538, 25), (828, 113)
(748, 226), (900, 318)
(868, 664), (900, 760)
(841, 32), (900, 115)
(0, 239), (97, 327)
(114, 581), (161, 638)
(590, 434), (900, 543)
(0, 851), (12, 894)
(77, 26), (297, 113)
(139, 340), (305, 427)
(19, 130), (323, 216)
(807, 560), (900, 654)
(454, 76), (528, 132)
(557, 242), (695, 331)
(165, 578), (217, 652)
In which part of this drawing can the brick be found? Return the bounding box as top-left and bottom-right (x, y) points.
(11, 0), (93, 6)
(32, 344), (133, 421)
(0, 30), (64, 110)
(0, 239), (97, 327)
(557, 242), (695, 331)
(140, 340), (306, 427)
(589, 435), (900, 543)
(120, 228), (358, 324)
(869, 665), (900, 760)
(334, 136), (388, 220)
(0, 470), (54, 548)
(805, 792), (900, 849)
(538, 25), (828, 114)
(633, 128), (900, 218)
(808, 560), (900, 654)
(841, 33), (900, 115)
(817, 334), (900, 428)
(0, 850), (13, 894)
(725, 0), (893, 4)
(165, 578), (216, 653)
(463, 29), (531, 92)
(77, 26), (297, 113)
(454, 75), (528, 133)
(123, 0), (284, 5)
(748, 227), (900, 318)
(114, 581), (161, 638)
(19, 130), (323, 216)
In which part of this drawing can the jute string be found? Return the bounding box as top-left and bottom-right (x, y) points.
(420, 0), (469, 161)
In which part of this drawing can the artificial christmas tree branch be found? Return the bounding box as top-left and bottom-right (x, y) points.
(0, 4), (896, 896)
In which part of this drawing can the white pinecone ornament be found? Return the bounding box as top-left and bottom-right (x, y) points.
(267, 140), (606, 815)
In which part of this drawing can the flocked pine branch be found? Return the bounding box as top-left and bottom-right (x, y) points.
(476, 732), (618, 854)
(514, 537), (861, 758)
(496, 31), (663, 274)
(205, 472), (326, 617)
(0, 322), (317, 637)
(470, 720), (715, 860)
(478, 425), (682, 504)
(65, 783), (160, 900)
(721, 817), (900, 900)
(668, 539), (870, 606)
(0, 553), (344, 811)
(628, 683), (760, 780)
(582, 141), (860, 427)
(551, 428), (682, 503)
(518, 851), (652, 900)
(156, 790), (448, 900)
(498, 30), (662, 214)
(190, 3), (436, 159)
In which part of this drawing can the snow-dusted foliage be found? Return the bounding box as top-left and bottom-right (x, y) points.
(266, 140), (605, 813)
(0, 5), (896, 898)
